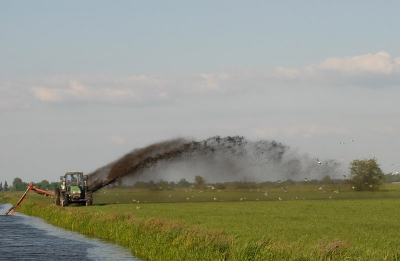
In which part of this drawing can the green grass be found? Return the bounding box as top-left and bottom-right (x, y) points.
(6, 183), (400, 260)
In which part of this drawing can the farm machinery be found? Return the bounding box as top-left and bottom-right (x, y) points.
(56, 171), (92, 207)
(5, 171), (92, 215)
(4, 183), (55, 215)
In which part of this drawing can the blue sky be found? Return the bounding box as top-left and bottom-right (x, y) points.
(1, 1), (400, 184)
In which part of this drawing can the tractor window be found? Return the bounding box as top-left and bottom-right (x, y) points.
(66, 175), (71, 184)
(71, 175), (77, 185)
(76, 175), (82, 184)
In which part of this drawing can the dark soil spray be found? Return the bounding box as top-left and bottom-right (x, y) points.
(87, 136), (340, 192)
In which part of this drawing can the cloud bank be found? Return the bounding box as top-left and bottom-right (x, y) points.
(1, 51), (400, 110)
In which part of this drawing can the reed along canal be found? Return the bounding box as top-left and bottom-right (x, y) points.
(0, 204), (141, 261)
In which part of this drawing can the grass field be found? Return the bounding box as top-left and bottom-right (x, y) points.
(5, 183), (400, 260)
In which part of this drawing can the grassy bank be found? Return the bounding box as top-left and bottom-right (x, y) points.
(6, 184), (400, 260)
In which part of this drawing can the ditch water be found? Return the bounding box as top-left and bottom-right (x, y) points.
(0, 203), (141, 261)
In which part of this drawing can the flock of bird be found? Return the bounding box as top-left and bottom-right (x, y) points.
(312, 139), (399, 181)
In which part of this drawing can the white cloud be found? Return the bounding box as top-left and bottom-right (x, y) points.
(2, 51), (400, 110)
(273, 51), (400, 86)
(317, 51), (396, 74)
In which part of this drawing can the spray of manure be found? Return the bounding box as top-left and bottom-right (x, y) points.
(87, 136), (341, 193)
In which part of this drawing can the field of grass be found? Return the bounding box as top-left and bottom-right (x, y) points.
(5, 183), (400, 260)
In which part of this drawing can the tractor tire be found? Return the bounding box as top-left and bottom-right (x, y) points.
(55, 188), (60, 206)
(85, 191), (92, 206)
(61, 192), (68, 207)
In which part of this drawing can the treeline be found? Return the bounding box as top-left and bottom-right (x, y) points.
(129, 177), (332, 190)
(1, 178), (60, 192)
(3, 171), (399, 192)
(116, 172), (400, 191)
(120, 176), (336, 190)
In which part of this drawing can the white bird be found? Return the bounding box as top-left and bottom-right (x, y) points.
(214, 198), (217, 201)
(341, 157), (344, 162)
(391, 172), (399, 175)
(264, 191), (268, 196)
(278, 197), (282, 201)
(350, 139), (354, 142)
(333, 190), (339, 193)
(304, 178), (308, 182)
(342, 174), (346, 178)
(317, 159), (322, 164)
(340, 142), (345, 145)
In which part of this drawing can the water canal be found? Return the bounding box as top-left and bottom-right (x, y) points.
(0, 203), (141, 261)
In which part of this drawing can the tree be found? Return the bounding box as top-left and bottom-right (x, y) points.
(40, 180), (50, 189)
(177, 178), (190, 188)
(322, 175), (332, 185)
(156, 179), (169, 189)
(194, 176), (205, 189)
(348, 158), (384, 191)
(12, 178), (28, 191)
(48, 182), (60, 190)
(0, 182), (2, 191)
(215, 183), (226, 190)
(4, 181), (8, 191)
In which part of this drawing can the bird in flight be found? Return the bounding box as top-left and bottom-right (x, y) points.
(317, 159), (322, 164)
(340, 142), (345, 144)
(341, 157), (344, 162)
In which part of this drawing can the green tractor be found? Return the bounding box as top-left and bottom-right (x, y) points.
(55, 171), (92, 207)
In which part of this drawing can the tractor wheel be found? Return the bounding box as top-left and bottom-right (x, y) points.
(55, 188), (60, 206)
(61, 192), (69, 207)
(85, 191), (92, 206)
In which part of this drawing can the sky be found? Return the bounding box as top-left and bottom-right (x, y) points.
(1, 1), (400, 184)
